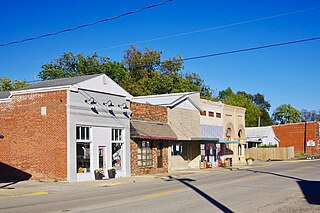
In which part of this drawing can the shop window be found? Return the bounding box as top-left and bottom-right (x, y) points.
(171, 143), (183, 156)
(208, 111), (214, 117)
(200, 111), (207, 116)
(76, 143), (91, 173)
(112, 143), (123, 170)
(112, 129), (123, 141)
(216, 113), (221, 118)
(157, 142), (163, 168)
(76, 126), (90, 141)
(138, 141), (152, 167)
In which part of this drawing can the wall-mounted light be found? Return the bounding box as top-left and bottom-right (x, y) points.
(103, 100), (115, 112)
(118, 103), (129, 110)
(85, 97), (97, 110)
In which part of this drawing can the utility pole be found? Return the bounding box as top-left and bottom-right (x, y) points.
(258, 116), (261, 127)
(304, 121), (307, 154)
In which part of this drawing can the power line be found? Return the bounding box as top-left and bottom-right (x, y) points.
(89, 5), (320, 52)
(182, 36), (320, 61)
(2, 35), (320, 85)
(0, 0), (174, 47)
(2, 5), (319, 68)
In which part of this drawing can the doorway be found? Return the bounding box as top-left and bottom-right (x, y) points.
(98, 146), (106, 176)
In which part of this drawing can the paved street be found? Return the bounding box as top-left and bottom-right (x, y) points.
(0, 160), (319, 213)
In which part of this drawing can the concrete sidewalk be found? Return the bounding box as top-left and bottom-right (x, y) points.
(0, 161), (270, 199)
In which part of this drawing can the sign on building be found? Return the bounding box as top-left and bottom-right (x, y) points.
(306, 140), (315, 147)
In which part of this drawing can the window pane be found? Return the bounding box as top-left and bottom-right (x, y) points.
(112, 143), (123, 170)
(81, 127), (85, 140)
(86, 127), (90, 140)
(119, 129), (122, 141)
(76, 127), (80, 140)
(77, 143), (90, 173)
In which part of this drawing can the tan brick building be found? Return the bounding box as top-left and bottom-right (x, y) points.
(273, 122), (320, 155)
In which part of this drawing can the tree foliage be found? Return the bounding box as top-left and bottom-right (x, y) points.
(218, 87), (263, 127)
(39, 52), (129, 84)
(273, 104), (301, 124)
(300, 109), (320, 122)
(39, 46), (214, 99)
(0, 77), (29, 91)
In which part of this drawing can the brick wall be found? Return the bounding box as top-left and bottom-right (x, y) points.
(130, 102), (167, 123)
(130, 102), (170, 175)
(273, 122), (319, 155)
(0, 90), (68, 181)
(130, 139), (168, 176)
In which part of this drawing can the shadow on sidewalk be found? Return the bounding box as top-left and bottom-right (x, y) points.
(245, 169), (320, 205)
(165, 176), (234, 213)
(0, 162), (31, 188)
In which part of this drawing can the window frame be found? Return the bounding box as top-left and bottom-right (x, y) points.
(76, 126), (91, 142)
(137, 140), (153, 167)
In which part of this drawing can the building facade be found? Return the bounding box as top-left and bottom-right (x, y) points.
(130, 102), (177, 175)
(273, 122), (320, 155)
(0, 74), (132, 182)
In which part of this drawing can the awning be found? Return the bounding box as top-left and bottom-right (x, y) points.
(191, 137), (219, 143)
(218, 139), (240, 144)
(0, 133), (4, 139)
(131, 120), (178, 140)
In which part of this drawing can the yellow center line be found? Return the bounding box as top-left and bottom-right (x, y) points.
(144, 188), (186, 199)
(31, 191), (49, 196)
(246, 173), (268, 179)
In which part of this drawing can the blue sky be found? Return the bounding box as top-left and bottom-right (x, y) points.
(1, 0), (320, 112)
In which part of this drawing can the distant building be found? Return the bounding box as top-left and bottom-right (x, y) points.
(273, 122), (320, 155)
(246, 126), (280, 148)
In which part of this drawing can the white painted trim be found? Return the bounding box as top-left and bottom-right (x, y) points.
(10, 86), (70, 95)
(67, 90), (71, 182)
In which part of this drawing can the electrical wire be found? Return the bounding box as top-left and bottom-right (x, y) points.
(0, 0), (174, 47)
(182, 36), (320, 61)
(2, 35), (320, 86)
(2, 5), (319, 68)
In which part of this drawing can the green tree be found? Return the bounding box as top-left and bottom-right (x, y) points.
(273, 104), (301, 124)
(38, 47), (214, 99)
(39, 52), (129, 83)
(218, 88), (261, 127)
(0, 77), (29, 91)
(300, 109), (320, 122)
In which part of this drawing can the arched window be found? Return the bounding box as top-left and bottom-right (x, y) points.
(238, 129), (243, 139)
(226, 127), (232, 140)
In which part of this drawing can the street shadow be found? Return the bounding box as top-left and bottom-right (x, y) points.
(0, 162), (31, 188)
(245, 169), (320, 205)
(166, 176), (234, 213)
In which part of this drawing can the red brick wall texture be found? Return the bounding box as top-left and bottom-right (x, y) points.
(130, 102), (169, 175)
(130, 102), (167, 123)
(0, 90), (67, 181)
(273, 122), (319, 155)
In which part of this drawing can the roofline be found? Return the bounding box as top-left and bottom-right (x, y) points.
(132, 91), (199, 99)
(10, 85), (70, 95)
(223, 104), (246, 111)
(0, 93), (12, 103)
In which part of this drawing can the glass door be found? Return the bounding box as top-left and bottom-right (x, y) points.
(98, 146), (106, 176)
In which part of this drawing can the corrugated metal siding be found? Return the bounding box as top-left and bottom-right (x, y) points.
(201, 125), (223, 140)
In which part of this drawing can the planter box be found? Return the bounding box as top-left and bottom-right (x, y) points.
(108, 170), (116, 179)
(94, 172), (104, 180)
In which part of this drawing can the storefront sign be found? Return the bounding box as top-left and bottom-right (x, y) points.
(307, 140), (315, 147)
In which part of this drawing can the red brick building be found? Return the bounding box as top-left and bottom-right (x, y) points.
(273, 122), (320, 155)
(130, 102), (177, 175)
(0, 74), (132, 182)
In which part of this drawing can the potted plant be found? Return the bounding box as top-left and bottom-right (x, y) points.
(246, 157), (254, 166)
(94, 168), (104, 180)
(108, 167), (116, 179)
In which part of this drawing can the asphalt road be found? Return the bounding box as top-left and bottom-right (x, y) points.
(0, 160), (319, 213)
